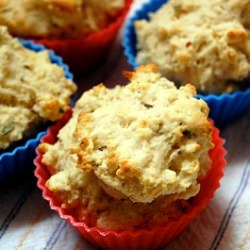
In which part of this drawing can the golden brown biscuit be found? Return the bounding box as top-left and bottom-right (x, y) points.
(41, 65), (213, 209)
(135, 0), (250, 93)
(0, 26), (76, 149)
(0, 0), (124, 38)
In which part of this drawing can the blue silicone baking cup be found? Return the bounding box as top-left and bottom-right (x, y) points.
(123, 0), (250, 127)
(0, 40), (74, 183)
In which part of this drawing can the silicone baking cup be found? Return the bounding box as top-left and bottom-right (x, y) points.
(0, 40), (73, 183)
(35, 110), (226, 250)
(123, 0), (250, 127)
(31, 0), (133, 74)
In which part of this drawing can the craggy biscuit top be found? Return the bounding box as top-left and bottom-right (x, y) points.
(135, 0), (250, 93)
(0, 0), (125, 38)
(0, 26), (76, 149)
(41, 65), (213, 207)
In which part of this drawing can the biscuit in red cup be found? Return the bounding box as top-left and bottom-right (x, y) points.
(31, 0), (133, 74)
(34, 109), (226, 250)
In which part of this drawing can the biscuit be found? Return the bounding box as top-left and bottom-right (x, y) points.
(0, 0), (124, 38)
(135, 0), (250, 93)
(41, 65), (213, 206)
(0, 26), (76, 149)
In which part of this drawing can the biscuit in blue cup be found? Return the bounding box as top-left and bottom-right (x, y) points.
(0, 40), (74, 183)
(123, 0), (250, 126)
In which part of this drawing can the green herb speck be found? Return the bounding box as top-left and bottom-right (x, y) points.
(0, 119), (14, 136)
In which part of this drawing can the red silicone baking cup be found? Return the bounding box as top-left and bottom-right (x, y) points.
(30, 0), (133, 74)
(34, 109), (226, 250)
